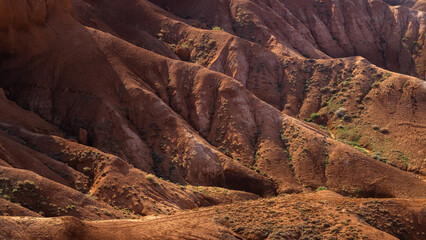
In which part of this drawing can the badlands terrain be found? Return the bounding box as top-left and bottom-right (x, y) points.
(0, 0), (425, 239)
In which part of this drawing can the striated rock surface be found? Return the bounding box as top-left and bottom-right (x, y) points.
(0, 0), (425, 239)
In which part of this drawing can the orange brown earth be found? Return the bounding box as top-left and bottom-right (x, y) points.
(0, 0), (425, 239)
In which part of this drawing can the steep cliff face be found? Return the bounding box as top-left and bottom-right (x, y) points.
(0, 0), (425, 239)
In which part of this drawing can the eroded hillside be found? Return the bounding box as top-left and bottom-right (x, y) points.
(0, 0), (425, 239)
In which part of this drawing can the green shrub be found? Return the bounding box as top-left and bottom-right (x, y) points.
(156, 33), (164, 40)
(66, 205), (76, 210)
(212, 26), (223, 31)
(371, 82), (380, 88)
(307, 112), (319, 122)
(317, 186), (328, 191)
(320, 87), (330, 93)
(86, 194), (98, 200)
(145, 174), (159, 186)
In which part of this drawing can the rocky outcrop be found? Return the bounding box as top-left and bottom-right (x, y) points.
(175, 45), (190, 60)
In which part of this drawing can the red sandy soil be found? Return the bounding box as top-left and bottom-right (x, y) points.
(0, 0), (425, 239)
(0, 191), (425, 240)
